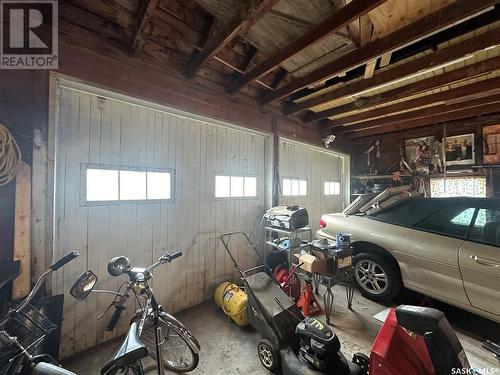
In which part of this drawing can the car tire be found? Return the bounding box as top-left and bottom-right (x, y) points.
(353, 252), (402, 302)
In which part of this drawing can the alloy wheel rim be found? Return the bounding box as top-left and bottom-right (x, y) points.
(355, 260), (388, 295)
(258, 344), (273, 367)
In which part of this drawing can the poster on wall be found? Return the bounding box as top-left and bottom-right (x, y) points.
(444, 133), (475, 166)
(405, 136), (434, 165)
(483, 124), (500, 164)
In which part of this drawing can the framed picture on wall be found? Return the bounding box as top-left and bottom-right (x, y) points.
(444, 133), (475, 166)
(483, 124), (500, 164)
(405, 136), (434, 165)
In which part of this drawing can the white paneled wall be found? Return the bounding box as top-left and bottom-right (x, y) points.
(279, 138), (348, 231)
(52, 85), (269, 357)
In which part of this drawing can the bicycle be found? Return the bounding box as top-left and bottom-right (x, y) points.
(0, 251), (80, 375)
(71, 250), (200, 374)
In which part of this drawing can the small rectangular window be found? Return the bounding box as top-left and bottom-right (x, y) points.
(120, 170), (147, 200)
(85, 166), (172, 203)
(86, 169), (119, 201)
(215, 175), (257, 198)
(430, 177), (486, 198)
(282, 178), (307, 196)
(324, 181), (340, 196)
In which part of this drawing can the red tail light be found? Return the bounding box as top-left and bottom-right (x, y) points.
(319, 218), (326, 228)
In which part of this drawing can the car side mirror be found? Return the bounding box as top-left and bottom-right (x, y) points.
(70, 270), (98, 300)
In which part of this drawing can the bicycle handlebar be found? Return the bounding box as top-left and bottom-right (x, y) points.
(50, 251), (80, 271)
(164, 251), (182, 262)
(17, 251), (79, 313)
(106, 305), (126, 332)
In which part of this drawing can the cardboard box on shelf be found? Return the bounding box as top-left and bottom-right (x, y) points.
(294, 250), (327, 274)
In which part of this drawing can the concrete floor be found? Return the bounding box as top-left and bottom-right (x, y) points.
(64, 284), (500, 374)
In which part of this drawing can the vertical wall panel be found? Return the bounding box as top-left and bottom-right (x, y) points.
(279, 139), (348, 232)
(52, 85), (269, 357)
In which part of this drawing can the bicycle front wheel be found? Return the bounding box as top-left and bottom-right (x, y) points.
(139, 315), (199, 372)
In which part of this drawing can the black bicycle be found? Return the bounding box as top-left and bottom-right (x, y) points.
(0, 251), (79, 375)
(71, 250), (200, 374)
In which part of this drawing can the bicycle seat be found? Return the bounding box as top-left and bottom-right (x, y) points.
(100, 322), (148, 374)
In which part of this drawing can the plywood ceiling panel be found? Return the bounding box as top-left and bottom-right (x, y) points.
(195, 0), (355, 77)
(368, 0), (455, 38)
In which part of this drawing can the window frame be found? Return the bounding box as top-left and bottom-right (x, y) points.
(80, 163), (175, 206)
(429, 176), (487, 198)
(282, 177), (308, 197)
(465, 207), (500, 248)
(214, 173), (259, 200)
(324, 181), (341, 196)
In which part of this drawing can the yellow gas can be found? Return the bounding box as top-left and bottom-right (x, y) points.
(214, 282), (249, 327)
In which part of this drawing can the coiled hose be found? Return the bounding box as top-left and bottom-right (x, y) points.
(0, 123), (21, 187)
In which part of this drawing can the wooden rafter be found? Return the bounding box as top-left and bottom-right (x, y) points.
(295, 27), (500, 121)
(322, 64), (500, 128)
(130, 0), (160, 54)
(348, 99), (500, 138)
(285, 7), (500, 115)
(350, 113), (500, 141)
(260, 0), (498, 105)
(336, 88), (500, 135)
(186, 0), (280, 78)
(227, 0), (386, 94)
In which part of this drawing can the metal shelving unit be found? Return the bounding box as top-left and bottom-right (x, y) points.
(264, 226), (312, 268)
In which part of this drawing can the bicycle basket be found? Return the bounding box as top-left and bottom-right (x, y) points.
(0, 303), (56, 374)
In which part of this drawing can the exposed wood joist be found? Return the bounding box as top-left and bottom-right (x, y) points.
(186, 0), (280, 78)
(130, 0), (160, 54)
(322, 60), (500, 128)
(298, 28), (500, 122)
(349, 100), (500, 138)
(285, 6), (500, 111)
(270, 68), (289, 89)
(260, 0), (498, 105)
(227, 0), (386, 94)
(336, 87), (500, 135)
(350, 112), (500, 142)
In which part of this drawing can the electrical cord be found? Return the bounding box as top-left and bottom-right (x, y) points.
(0, 123), (21, 187)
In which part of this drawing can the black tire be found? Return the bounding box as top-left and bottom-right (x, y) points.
(257, 339), (279, 372)
(353, 252), (402, 302)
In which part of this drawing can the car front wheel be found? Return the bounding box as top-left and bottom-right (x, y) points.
(353, 252), (402, 302)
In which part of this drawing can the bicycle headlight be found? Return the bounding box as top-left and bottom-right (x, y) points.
(107, 256), (130, 276)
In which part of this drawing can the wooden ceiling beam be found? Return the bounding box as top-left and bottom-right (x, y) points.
(260, 0), (498, 106)
(227, 0), (386, 94)
(336, 88), (500, 135)
(130, 0), (160, 54)
(298, 26), (500, 122)
(321, 59), (500, 128)
(350, 113), (500, 142)
(290, 28), (500, 117)
(348, 99), (500, 138)
(285, 6), (500, 112)
(186, 0), (280, 78)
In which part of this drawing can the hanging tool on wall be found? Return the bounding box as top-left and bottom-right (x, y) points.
(0, 123), (21, 187)
(364, 139), (380, 173)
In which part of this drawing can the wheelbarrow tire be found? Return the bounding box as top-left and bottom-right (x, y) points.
(257, 339), (279, 372)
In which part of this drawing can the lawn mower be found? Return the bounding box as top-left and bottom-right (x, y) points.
(215, 232), (364, 374)
(216, 232), (476, 375)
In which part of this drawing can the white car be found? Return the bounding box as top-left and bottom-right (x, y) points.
(317, 197), (500, 323)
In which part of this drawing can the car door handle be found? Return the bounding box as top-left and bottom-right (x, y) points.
(469, 255), (499, 267)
